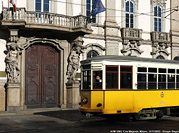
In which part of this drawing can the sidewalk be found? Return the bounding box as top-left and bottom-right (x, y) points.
(0, 107), (78, 117)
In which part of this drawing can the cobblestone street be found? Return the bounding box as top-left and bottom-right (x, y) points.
(0, 109), (179, 133)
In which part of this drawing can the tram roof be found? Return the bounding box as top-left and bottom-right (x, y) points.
(81, 56), (179, 65)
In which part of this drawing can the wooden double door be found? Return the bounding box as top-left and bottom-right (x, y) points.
(25, 44), (59, 108)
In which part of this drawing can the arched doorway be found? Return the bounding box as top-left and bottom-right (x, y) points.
(25, 44), (60, 108)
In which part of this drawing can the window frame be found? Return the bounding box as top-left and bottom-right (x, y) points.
(120, 66), (133, 90)
(154, 5), (162, 32)
(93, 71), (103, 90)
(35, 0), (50, 12)
(106, 65), (119, 90)
(125, 0), (135, 28)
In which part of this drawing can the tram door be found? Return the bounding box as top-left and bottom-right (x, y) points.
(25, 44), (59, 108)
(120, 66), (133, 89)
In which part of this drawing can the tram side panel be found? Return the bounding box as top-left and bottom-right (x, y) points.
(103, 91), (133, 114)
(133, 90), (179, 112)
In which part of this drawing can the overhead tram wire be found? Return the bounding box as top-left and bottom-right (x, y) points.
(48, 0), (179, 23)
(49, 0), (176, 15)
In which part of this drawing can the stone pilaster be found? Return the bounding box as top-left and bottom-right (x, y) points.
(66, 81), (80, 108)
(104, 0), (121, 55)
(6, 83), (21, 111)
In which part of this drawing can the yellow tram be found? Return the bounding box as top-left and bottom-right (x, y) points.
(79, 56), (179, 119)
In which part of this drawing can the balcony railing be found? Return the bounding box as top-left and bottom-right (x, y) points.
(151, 32), (170, 43)
(1, 7), (92, 33)
(121, 28), (142, 40)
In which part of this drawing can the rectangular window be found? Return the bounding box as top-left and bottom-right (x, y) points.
(126, 14), (129, 28)
(159, 68), (166, 73)
(44, 0), (49, 12)
(120, 66), (132, 89)
(177, 75), (179, 89)
(168, 74), (175, 89)
(83, 70), (91, 90)
(106, 66), (118, 89)
(154, 18), (158, 32)
(158, 74), (166, 90)
(177, 69), (179, 74)
(149, 68), (157, 73)
(130, 14), (134, 28)
(148, 74), (157, 89)
(93, 71), (102, 90)
(137, 74), (146, 90)
(138, 67), (147, 72)
(36, 0), (41, 12)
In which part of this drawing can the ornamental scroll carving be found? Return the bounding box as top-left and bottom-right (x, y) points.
(4, 42), (21, 83)
(151, 42), (170, 59)
(66, 37), (84, 83)
(121, 40), (143, 56)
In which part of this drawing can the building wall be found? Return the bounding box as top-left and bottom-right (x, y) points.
(0, 0), (174, 111)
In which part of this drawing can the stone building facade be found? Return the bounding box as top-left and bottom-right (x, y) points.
(0, 0), (177, 111)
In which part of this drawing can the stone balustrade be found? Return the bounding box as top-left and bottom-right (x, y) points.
(151, 32), (170, 43)
(1, 7), (91, 33)
(121, 28), (142, 40)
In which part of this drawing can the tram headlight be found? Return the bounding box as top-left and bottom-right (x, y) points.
(82, 97), (88, 104)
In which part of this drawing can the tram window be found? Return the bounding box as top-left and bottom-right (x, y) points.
(177, 75), (179, 89)
(93, 71), (102, 90)
(138, 67), (147, 72)
(82, 65), (91, 69)
(106, 66), (118, 89)
(159, 68), (166, 73)
(148, 74), (157, 89)
(168, 74), (175, 89)
(82, 70), (91, 90)
(137, 74), (146, 90)
(149, 68), (157, 73)
(177, 70), (179, 74)
(121, 67), (132, 72)
(158, 74), (166, 90)
(168, 69), (175, 73)
(120, 66), (132, 89)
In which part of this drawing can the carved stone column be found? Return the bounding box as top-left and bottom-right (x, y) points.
(66, 36), (84, 108)
(4, 29), (21, 111)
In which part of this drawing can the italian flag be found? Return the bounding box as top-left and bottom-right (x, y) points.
(10, 0), (16, 12)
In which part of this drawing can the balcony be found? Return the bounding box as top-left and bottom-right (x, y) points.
(121, 28), (142, 41)
(151, 32), (170, 43)
(1, 7), (92, 35)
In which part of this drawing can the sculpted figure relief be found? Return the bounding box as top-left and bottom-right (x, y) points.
(4, 42), (20, 83)
(66, 38), (84, 83)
